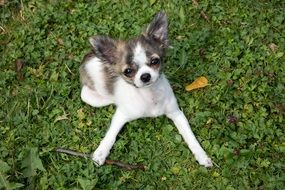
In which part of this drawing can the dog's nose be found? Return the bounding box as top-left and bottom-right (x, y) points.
(140, 73), (151, 83)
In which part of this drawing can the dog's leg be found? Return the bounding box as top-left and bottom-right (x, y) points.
(92, 109), (130, 166)
(81, 85), (113, 107)
(167, 110), (213, 167)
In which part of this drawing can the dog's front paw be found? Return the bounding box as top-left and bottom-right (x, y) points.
(92, 148), (109, 166)
(198, 157), (213, 167)
(195, 154), (213, 167)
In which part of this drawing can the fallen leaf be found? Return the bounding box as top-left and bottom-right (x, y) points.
(0, 0), (7, 6)
(199, 48), (206, 59)
(227, 79), (233, 86)
(56, 38), (64, 46)
(228, 115), (238, 124)
(185, 76), (209, 91)
(233, 148), (241, 156)
(200, 11), (209, 22)
(192, 0), (199, 6)
(268, 43), (278, 53)
(276, 104), (285, 114)
(15, 59), (24, 81)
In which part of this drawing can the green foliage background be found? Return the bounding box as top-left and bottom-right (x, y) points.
(1, 0), (284, 189)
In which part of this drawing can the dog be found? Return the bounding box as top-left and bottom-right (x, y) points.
(79, 11), (213, 167)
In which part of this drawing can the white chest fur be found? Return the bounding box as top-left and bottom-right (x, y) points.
(114, 75), (175, 119)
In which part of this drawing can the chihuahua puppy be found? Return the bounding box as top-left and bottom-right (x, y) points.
(80, 12), (213, 167)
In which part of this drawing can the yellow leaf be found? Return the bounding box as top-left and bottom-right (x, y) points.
(185, 76), (209, 91)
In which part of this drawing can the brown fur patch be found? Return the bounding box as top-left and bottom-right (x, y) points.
(80, 52), (95, 90)
(103, 65), (118, 94)
(102, 41), (132, 93)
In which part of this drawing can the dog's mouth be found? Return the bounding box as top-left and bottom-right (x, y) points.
(134, 83), (151, 88)
(142, 82), (154, 88)
(133, 81), (152, 88)
(134, 77), (160, 88)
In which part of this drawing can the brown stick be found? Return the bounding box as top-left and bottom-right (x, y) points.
(55, 148), (90, 158)
(55, 148), (145, 171)
(105, 160), (145, 171)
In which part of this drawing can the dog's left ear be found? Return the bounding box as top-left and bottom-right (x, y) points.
(144, 11), (168, 48)
(89, 36), (117, 64)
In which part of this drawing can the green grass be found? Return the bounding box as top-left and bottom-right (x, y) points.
(1, 0), (285, 189)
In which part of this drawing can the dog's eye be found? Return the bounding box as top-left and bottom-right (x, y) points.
(150, 58), (160, 65)
(123, 68), (133, 77)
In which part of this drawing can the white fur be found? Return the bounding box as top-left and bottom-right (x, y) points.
(81, 57), (213, 167)
(133, 43), (147, 66)
(84, 57), (112, 98)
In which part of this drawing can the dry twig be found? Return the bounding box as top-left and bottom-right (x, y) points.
(55, 148), (145, 171)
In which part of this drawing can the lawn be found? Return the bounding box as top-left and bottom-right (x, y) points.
(1, 0), (285, 189)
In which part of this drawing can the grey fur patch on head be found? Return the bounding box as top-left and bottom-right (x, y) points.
(137, 35), (165, 58)
(123, 35), (165, 74)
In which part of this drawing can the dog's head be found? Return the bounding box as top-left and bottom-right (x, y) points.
(89, 11), (168, 88)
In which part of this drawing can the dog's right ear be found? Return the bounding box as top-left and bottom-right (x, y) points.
(144, 11), (168, 48)
(89, 36), (117, 64)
